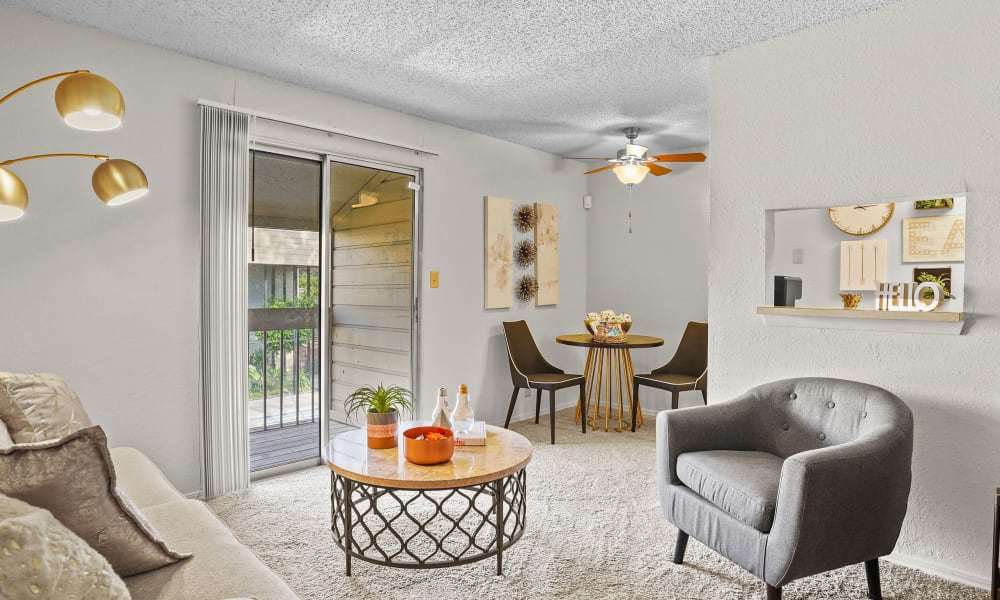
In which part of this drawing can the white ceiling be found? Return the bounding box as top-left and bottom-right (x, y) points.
(9, 0), (900, 157)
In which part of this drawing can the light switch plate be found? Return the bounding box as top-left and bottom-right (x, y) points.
(430, 271), (439, 288)
(792, 248), (804, 264)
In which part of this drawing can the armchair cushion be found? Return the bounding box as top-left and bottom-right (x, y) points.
(677, 450), (783, 533)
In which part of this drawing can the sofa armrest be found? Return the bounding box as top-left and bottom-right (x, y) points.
(763, 425), (912, 587)
(656, 392), (761, 486)
(110, 447), (186, 509)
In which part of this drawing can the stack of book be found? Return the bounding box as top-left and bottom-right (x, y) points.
(454, 421), (486, 446)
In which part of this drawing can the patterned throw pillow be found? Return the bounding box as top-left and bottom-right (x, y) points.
(0, 426), (189, 576)
(0, 493), (131, 599)
(0, 372), (93, 443)
(0, 420), (12, 449)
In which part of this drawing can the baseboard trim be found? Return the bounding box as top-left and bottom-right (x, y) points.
(507, 396), (580, 425)
(184, 490), (204, 500)
(886, 552), (989, 590)
(508, 400), (657, 427)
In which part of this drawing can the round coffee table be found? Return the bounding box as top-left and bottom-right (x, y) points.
(324, 424), (532, 575)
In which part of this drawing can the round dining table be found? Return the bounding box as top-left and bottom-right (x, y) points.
(556, 334), (664, 432)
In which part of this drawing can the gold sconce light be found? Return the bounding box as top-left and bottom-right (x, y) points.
(0, 70), (148, 221)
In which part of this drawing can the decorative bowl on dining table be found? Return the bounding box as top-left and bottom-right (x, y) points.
(585, 310), (632, 335)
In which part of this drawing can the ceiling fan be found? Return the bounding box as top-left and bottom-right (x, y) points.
(567, 127), (706, 185)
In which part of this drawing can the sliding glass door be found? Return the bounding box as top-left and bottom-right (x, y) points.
(328, 159), (419, 438)
(247, 149), (323, 472)
(243, 145), (421, 472)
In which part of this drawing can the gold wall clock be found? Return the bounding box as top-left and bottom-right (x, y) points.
(829, 202), (895, 235)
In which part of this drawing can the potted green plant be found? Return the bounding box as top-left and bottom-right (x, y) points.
(916, 272), (954, 300)
(345, 383), (414, 449)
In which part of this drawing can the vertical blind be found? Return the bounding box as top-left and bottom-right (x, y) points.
(199, 105), (251, 497)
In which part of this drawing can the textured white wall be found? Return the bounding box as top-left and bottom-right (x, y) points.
(585, 158), (710, 411)
(709, 0), (1000, 586)
(0, 7), (587, 496)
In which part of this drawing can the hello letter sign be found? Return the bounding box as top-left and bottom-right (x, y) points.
(876, 281), (944, 312)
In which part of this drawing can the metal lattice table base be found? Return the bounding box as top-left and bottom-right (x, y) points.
(331, 469), (527, 575)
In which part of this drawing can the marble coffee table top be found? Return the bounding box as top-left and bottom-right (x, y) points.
(324, 422), (533, 490)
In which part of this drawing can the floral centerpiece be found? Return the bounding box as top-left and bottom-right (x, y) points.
(585, 309), (632, 337)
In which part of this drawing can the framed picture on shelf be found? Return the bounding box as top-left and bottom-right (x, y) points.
(914, 198), (954, 210)
(912, 267), (953, 298)
(902, 215), (965, 262)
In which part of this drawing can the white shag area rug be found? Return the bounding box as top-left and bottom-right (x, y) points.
(207, 410), (983, 600)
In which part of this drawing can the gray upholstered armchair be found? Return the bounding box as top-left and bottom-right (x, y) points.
(656, 377), (913, 600)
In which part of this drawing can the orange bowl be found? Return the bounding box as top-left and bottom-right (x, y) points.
(403, 426), (455, 465)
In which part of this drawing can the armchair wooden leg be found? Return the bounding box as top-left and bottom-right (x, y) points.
(765, 584), (782, 600)
(579, 382), (587, 434)
(504, 387), (519, 428)
(671, 390), (680, 410)
(672, 530), (689, 564)
(631, 380), (640, 432)
(535, 389), (542, 424)
(548, 389), (556, 444)
(865, 559), (882, 600)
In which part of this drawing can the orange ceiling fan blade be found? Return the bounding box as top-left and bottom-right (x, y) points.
(646, 163), (673, 176)
(584, 163), (617, 175)
(649, 152), (707, 162)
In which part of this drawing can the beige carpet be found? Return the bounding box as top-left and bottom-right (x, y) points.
(207, 409), (984, 600)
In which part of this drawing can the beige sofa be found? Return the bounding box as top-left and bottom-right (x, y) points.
(110, 447), (300, 600)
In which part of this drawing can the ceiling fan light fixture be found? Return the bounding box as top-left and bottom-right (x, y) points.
(624, 143), (647, 159)
(613, 163), (649, 185)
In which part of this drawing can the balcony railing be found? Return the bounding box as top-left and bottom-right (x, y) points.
(248, 307), (319, 431)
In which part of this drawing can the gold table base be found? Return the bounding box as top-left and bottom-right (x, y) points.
(574, 346), (643, 432)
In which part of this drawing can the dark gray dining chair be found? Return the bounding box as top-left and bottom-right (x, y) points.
(631, 321), (707, 432)
(657, 377), (913, 600)
(502, 320), (586, 444)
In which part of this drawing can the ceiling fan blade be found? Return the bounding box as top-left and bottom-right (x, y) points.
(564, 157), (616, 161)
(650, 152), (707, 162)
(584, 164), (617, 175)
(646, 163), (673, 176)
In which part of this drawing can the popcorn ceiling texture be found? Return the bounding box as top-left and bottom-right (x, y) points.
(709, 0), (1000, 586)
(7, 0), (899, 157)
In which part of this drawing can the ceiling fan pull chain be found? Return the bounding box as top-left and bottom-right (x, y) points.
(627, 183), (633, 234)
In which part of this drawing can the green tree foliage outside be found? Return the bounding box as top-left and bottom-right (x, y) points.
(249, 270), (319, 400)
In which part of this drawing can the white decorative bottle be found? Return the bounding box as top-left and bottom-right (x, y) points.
(451, 384), (475, 434)
(430, 387), (452, 429)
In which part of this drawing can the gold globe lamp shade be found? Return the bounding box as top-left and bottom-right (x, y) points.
(92, 159), (148, 206)
(54, 72), (125, 131)
(0, 167), (28, 221)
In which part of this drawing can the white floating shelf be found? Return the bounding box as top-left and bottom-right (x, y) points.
(756, 306), (965, 334)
